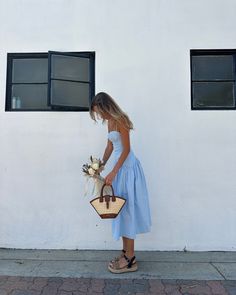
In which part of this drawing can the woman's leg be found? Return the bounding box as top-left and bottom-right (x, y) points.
(122, 236), (128, 252)
(122, 236), (134, 257)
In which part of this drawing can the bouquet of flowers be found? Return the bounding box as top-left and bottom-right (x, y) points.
(82, 156), (104, 180)
(82, 156), (111, 197)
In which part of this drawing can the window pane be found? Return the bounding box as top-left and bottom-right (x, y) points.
(51, 80), (89, 107)
(11, 84), (50, 109)
(51, 54), (90, 82)
(12, 58), (48, 83)
(192, 55), (234, 80)
(192, 81), (235, 108)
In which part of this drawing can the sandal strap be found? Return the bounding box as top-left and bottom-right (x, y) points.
(124, 254), (136, 268)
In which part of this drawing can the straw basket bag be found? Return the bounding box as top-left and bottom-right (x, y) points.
(90, 184), (126, 219)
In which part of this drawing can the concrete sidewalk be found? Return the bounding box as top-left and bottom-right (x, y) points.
(0, 249), (236, 280)
(0, 249), (236, 294)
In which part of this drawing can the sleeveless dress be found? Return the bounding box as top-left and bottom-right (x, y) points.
(108, 130), (152, 241)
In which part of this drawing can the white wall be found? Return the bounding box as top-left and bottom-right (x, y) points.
(0, 0), (236, 251)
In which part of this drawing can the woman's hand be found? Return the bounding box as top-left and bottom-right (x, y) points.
(105, 170), (116, 185)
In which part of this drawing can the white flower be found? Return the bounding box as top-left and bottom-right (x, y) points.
(88, 167), (96, 176)
(91, 162), (99, 170)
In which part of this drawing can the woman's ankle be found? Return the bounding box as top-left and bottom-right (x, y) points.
(125, 251), (135, 258)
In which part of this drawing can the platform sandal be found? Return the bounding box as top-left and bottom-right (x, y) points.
(108, 254), (138, 274)
(109, 249), (126, 266)
(109, 250), (137, 267)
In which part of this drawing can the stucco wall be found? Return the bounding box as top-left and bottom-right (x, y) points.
(0, 0), (235, 250)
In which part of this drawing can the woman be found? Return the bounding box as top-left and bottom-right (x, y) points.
(90, 92), (152, 274)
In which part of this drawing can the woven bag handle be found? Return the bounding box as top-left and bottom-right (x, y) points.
(101, 183), (115, 197)
(99, 184), (116, 208)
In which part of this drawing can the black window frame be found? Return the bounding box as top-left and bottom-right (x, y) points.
(5, 51), (95, 112)
(190, 49), (236, 111)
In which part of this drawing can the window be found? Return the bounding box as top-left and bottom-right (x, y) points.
(5, 51), (95, 111)
(190, 49), (236, 110)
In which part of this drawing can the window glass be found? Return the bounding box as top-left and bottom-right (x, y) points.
(11, 84), (49, 109)
(192, 81), (235, 108)
(51, 55), (90, 82)
(192, 55), (234, 81)
(50, 80), (90, 107)
(12, 58), (48, 83)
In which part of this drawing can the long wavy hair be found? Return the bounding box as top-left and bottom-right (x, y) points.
(89, 92), (134, 131)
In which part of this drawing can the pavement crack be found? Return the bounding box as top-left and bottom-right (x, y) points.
(210, 262), (227, 280)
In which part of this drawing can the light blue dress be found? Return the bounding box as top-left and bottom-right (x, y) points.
(108, 130), (152, 241)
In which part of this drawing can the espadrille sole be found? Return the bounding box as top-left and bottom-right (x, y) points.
(108, 262), (138, 274)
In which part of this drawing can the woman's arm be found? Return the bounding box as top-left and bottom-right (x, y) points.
(105, 124), (130, 185)
(102, 139), (113, 165)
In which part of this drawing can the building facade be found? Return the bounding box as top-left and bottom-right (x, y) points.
(0, 0), (235, 251)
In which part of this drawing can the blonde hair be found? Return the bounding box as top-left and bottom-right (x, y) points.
(89, 92), (134, 131)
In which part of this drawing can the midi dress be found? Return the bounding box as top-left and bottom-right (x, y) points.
(108, 130), (152, 241)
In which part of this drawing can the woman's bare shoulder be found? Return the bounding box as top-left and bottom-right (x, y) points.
(117, 118), (130, 133)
